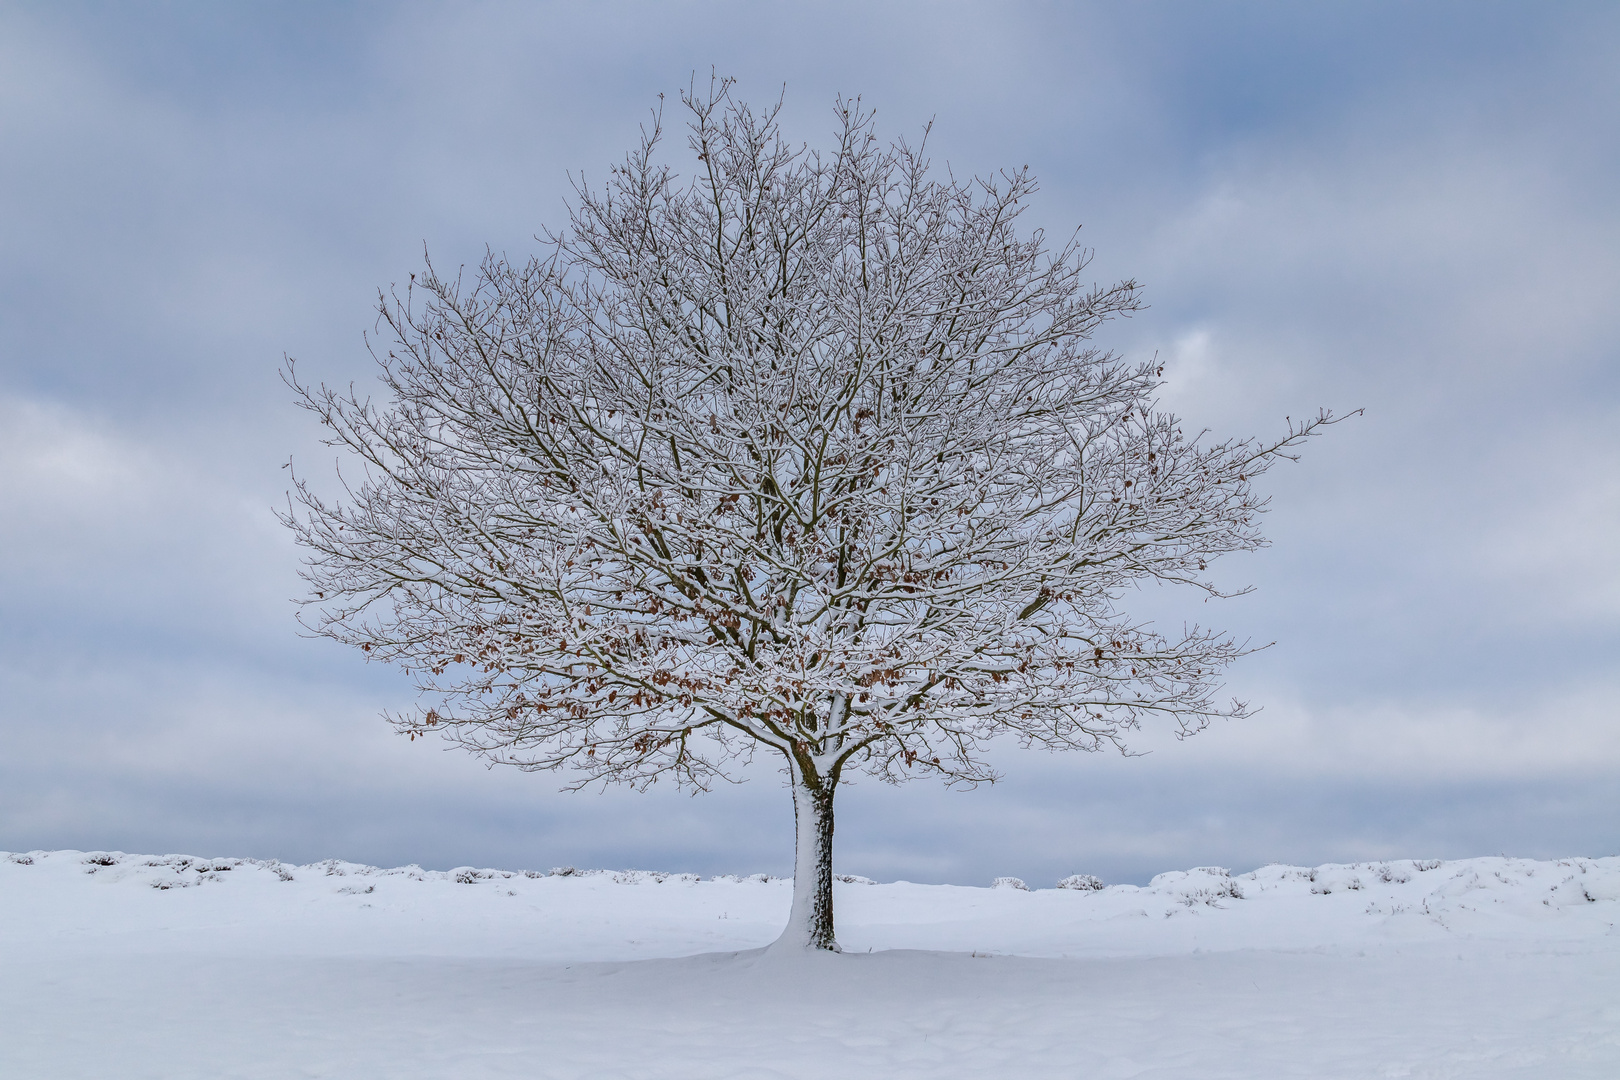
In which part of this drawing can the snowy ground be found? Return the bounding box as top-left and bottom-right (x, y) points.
(3, 850), (1617, 1078)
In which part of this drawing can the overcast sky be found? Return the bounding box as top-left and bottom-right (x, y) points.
(2, 1), (1616, 885)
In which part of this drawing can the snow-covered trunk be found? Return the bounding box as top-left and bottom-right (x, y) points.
(776, 769), (839, 952)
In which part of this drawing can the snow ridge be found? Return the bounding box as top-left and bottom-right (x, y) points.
(4, 849), (1616, 919)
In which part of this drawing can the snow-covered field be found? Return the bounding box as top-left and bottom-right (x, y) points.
(3, 850), (1617, 1078)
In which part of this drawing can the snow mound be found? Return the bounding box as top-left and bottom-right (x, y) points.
(1232, 856), (1620, 914)
(1144, 865), (1245, 905)
(0, 850), (756, 890)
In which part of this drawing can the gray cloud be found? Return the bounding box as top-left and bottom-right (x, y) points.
(2, 1), (1615, 883)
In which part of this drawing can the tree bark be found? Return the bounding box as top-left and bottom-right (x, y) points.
(775, 768), (839, 951)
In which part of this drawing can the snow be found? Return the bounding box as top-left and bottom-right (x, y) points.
(3, 850), (1617, 1077)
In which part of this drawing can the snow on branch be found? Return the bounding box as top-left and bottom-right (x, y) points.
(282, 80), (1343, 794)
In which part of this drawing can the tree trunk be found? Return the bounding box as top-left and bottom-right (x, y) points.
(775, 770), (839, 951)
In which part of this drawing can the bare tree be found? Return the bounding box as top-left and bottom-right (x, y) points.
(283, 80), (1342, 952)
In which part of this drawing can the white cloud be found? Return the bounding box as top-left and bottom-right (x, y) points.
(0, 397), (151, 500)
(1151, 680), (1620, 781)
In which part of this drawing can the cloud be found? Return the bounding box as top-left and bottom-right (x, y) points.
(0, 2), (1616, 884)
(0, 395), (293, 657)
